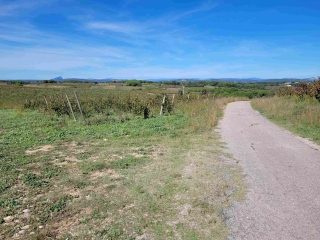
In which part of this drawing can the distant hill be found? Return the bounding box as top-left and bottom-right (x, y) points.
(50, 76), (119, 82)
(3, 76), (316, 83)
(51, 76), (63, 81)
(147, 77), (316, 83)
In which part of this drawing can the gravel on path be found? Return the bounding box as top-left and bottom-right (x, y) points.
(217, 101), (320, 240)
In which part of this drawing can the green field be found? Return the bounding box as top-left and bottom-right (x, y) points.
(0, 82), (247, 239)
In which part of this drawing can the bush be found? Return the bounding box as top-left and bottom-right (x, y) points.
(125, 80), (142, 86)
(276, 78), (320, 102)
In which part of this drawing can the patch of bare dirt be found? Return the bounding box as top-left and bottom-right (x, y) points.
(132, 153), (144, 158)
(25, 144), (54, 155)
(49, 212), (81, 239)
(55, 156), (80, 166)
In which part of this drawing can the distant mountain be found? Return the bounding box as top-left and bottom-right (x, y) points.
(50, 77), (119, 82)
(149, 77), (315, 83)
(43, 76), (316, 83)
(51, 76), (63, 81)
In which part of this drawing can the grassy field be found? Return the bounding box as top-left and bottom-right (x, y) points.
(251, 97), (320, 145)
(0, 82), (246, 239)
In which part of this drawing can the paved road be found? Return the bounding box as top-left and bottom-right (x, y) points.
(217, 101), (320, 240)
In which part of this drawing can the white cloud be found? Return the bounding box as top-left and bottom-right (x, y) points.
(0, 44), (134, 71)
(81, 1), (218, 48)
(0, 0), (55, 17)
(0, 22), (68, 45)
(167, 1), (218, 22)
(86, 21), (142, 34)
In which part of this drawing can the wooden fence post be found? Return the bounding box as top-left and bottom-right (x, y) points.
(43, 96), (49, 109)
(74, 91), (86, 123)
(172, 94), (175, 104)
(65, 94), (76, 121)
(160, 95), (166, 115)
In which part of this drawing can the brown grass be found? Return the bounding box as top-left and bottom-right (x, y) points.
(251, 97), (320, 144)
(178, 97), (248, 132)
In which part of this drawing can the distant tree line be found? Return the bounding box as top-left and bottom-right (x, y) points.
(43, 80), (57, 83)
(162, 80), (283, 89)
(6, 81), (29, 86)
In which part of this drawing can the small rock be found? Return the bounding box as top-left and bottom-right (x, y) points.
(39, 225), (44, 229)
(23, 209), (30, 213)
(21, 225), (30, 230)
(3, 216), (13, 222)
(30, 232), (35, 235)
(12, 233), (19, 238)
(23, 213), (31, 219)
(18, 230), (25, 235)
(14, 219), (20, 223)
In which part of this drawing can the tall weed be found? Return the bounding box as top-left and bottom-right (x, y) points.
(176, 97), (248, 132)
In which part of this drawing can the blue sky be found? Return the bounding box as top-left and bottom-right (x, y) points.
(0, 0), (319, 79)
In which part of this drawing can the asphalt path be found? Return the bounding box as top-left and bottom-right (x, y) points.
(217, 101), (320, 240)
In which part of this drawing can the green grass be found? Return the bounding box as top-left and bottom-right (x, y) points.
(251, 97), (320, 145)
(0, 83), (246, 239)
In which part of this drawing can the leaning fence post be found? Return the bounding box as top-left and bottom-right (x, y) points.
(43, 96), (49, 109)
(74, 91), (86, 123)
(160, 95), (166, 115)
(65, 94), (76, 121)
(172, 94), (175, 104)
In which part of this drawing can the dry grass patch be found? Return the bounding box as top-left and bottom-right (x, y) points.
(251, 97), (320, 144)
(6, 131), (245, 240)
(25, 145), (54, 155)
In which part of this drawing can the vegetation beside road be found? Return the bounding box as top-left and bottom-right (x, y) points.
(251, 78), (320, 145)
(0, 82), (247, 239)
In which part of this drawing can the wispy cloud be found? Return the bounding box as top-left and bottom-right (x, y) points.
(86, 21), (142, 34)
(0, 21), (135, 73)
(0, 0), (223, 78)
(1, 0), (317, 79)
(82, 1), (218, 46)
(0, 22), (53, 43)
(0, 44), (133, 71)
(0, 0), (54, 17)
(167, 1), (218, 22)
